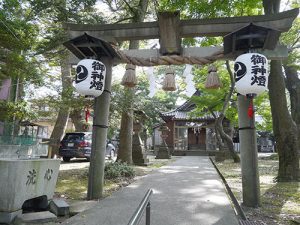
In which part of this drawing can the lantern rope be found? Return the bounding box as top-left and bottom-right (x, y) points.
(114, 48), (224, 66)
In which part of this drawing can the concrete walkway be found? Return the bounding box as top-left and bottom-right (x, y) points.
(62, 156), (239, 225)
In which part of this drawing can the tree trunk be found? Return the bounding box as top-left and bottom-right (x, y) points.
(70, 109), (89, 132)
(284, 64), (300, 175)
(268, 61), (299, 181)
(49, 55), (72, 157)
(12, 78), (24, 136)
(208, 61), (239, 162)
(216, 116), (240, 163)
(116, 0), (148, 163)
(263, 0), (280, 14)
(285, 65), (300, 147)
(216, 60), (240, 162)
(264, 0), (299, 181)
(117, 108), (134, 163)
(214, 122), (223, 150)
(143, 128), (148, 149)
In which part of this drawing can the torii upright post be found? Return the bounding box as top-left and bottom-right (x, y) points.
(237, 95), (260, 207)
(63, 34), (120, 199)
(87, 57), (112, 199)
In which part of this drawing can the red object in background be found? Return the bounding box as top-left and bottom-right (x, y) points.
(248, 100), (254, 118)
(85, 108), (90, 122)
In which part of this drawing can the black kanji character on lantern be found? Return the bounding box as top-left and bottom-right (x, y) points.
(251, 65), (266, 76)
(91, 71), (104, 81)
(90, 80), (104, 90)
(251, 54), (266, 65)
(251, 75), (266, 86)
(90, 71), (104, 90)
(92, 61), (105, 72)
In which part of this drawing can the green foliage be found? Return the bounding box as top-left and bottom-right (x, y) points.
(0, 0), (44, 83)
(255, 92), (273, 131)
(158, 0), (263, 18)
(24, 0), (106, 134)
(0, 100), (36, 121)
(281, 18), (300, 68)
(190, 61), (237, 122)
(29, 0), (105, 61)
(104, 161), (135, 179)
(109, 67), (180, 137)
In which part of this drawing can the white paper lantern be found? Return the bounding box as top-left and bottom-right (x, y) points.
(74, 59), (106, 97)
(234, 53), (268, 96)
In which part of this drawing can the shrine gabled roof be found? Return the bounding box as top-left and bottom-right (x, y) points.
(160, 90), (216, 122)
(160, 110), (216, 122)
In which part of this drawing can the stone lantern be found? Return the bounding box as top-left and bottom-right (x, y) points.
(156, 124), (171, 159)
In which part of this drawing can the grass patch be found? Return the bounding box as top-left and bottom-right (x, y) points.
(55, 156), (175, 200)
(55, 168), (89, 200)
(55, 162), (135, 200)
(215, 156), (300, 225)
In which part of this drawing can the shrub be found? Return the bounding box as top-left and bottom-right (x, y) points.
(260, 153), (279, 160)
(104, 161), (135, 179)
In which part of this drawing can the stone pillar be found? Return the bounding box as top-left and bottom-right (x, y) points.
(132, 113), (149, 166)
(156, 125), (171, 159)
(237, 94), (260, 207)
(206, 127), (217, 151)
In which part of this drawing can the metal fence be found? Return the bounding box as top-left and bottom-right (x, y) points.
(0, 135), (48, 159)
(127, 189), (153, 225)
(0, 135), (38, 145)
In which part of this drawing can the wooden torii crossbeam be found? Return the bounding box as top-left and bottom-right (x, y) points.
(64, 9), (299, 66)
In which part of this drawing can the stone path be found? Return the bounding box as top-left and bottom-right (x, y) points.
(61, 156), (239, 225)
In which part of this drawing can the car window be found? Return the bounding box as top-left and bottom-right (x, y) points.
(63, 133), (84, 141)
(85, 134), (92, 140)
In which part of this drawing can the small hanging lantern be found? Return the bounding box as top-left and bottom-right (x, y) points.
(234, 53), (268, 96)
(121, 64), (137, 88)
(162, 67), (176, 91)
(74, 59), (106, 97)
(205, 65), (222, 89)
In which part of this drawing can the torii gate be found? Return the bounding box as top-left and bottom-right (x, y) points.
(63, 9), (298, 204)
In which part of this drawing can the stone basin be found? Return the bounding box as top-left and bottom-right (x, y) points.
(0, 158), (60, 224)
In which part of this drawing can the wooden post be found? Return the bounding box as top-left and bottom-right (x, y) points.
(87, 57), (112, 200)
(158, 11), (182, 55)
(237, 94), (260, 207)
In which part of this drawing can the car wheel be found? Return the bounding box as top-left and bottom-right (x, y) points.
(63, 157), (71, 162)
